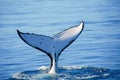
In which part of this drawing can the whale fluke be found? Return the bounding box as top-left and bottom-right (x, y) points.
(17, 21), (84, 74)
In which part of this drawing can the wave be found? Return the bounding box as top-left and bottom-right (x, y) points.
(8, 66), (120, 80)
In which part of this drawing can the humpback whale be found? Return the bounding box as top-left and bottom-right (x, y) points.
(17, 21), (84, 74)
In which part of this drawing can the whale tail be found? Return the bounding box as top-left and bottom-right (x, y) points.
(17, 21), (84, 74)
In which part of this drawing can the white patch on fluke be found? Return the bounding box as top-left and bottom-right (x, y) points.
(17, 21), (84, 74)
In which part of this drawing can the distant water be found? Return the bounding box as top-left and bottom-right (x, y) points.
(0, 0), (120, 80)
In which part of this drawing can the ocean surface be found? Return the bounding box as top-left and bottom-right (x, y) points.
(0, 0), (120, 80)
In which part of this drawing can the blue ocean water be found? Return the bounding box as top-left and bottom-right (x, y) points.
(0, 0), (120, 80)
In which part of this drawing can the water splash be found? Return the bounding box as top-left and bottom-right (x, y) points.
(9, 66), (117, 80)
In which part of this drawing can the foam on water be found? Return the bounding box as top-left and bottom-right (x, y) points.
(10, 66), (117, 80)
